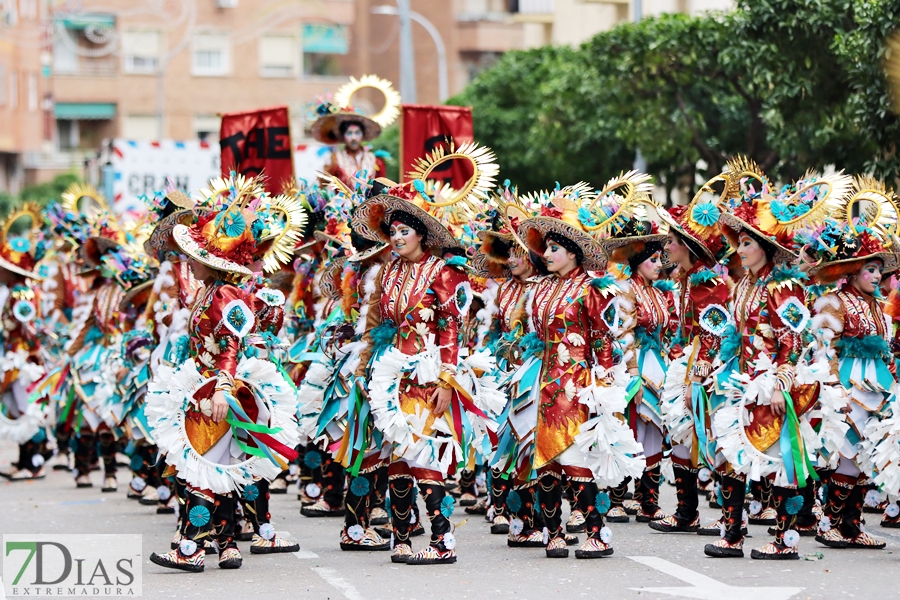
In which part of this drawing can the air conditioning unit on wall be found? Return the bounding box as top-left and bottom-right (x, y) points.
(216, 0), (238, 8)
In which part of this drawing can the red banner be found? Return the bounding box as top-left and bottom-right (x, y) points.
(400, 105), (474, 188)
(219, 106), (293, 194)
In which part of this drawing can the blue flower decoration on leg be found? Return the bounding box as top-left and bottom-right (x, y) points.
(188, 505), (211, 527)
(350, 476), (370, 497)
(785, 495), (804, 515)
(243, 484), (259, 501)
(440, 495), (456, 518)
(304, 450), (322, 469)
(506, 489), (522, 513)
(595, 491), (611, 515)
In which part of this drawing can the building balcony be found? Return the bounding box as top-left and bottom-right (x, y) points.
(457, 17), (524, 53)
(512, 0), (555, 21)
(22, 148), (96, 171)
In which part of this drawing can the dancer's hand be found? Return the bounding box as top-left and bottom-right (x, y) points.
(632, 386), (644, 407)
(683, 382), (693, 412)
(770, 390), (786, 416)
(430, 386), (453, 416)
(211, 390), (229, 423)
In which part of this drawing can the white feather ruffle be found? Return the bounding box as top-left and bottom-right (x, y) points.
(146, 357), (300, 493)
(572, 362), (645, 487)
(660, 355), (693, 445)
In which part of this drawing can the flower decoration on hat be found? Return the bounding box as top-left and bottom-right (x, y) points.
(587, 172), (668, 263)
(720, 157), (852, 263)
(659, 167), (732, 263)
(799, 219), (898, 282)
(174, 172), (307, 278)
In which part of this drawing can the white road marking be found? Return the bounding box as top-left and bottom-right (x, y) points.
(311, 567), (365, 600)
(1, 575), (5, 600)
(278, 530), (320, 559)
(627, 556), (804, 600)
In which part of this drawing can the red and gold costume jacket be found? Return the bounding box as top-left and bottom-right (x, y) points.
(356, 253), (470, 443)
(671, 262), (730, 378)
(528, 268), (621, 469)
(184, 283), (256, 460)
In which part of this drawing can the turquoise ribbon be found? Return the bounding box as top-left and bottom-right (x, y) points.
(691, 384), (715, 468)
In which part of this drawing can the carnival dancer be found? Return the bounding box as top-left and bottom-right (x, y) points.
(810, 181), (900, 550)
(235, 192), (307, 556)
(64, 214), (131, 491)
(651, 173), (731, 534)
(516, 181), (646, 559)
(311, 75), (399, 188)
(707, 163), (849, 559)
(147, 174), (303, 572)
(0, 205), (50, 480)
(473, 193), (547, 538)
(595, 189), (672, 525)
(349, 143), (499, 565)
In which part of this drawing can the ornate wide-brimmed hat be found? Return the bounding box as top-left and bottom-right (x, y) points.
(803, 176), (900, 281)
(308, 75), (399, 145)
(0, 204), (45, 280)
(515, 182), (609, 272)
(145, 188), (207, 255)
(352, 142), (499, 253)
(719, 157), (852, 264)
(174, 173), (307, 278)
(587, 171), (667, 262)
(658, 170), (731, 263)
(471, 180), (540, 279)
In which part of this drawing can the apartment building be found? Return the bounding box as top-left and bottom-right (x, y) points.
(0, 0), (731, 191)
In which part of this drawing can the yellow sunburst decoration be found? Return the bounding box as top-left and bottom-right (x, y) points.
(584, 170), (653, 234)
(195, 173), (266, 212)
(2, 202), (42, 243)
(61, 182), (109, 217)
(842, 175), (898, 238)
(334, 74), (402, 128)
(756, 170), (853, 240)
(262, 193), (308, 273)
(407, 141), (499, 210)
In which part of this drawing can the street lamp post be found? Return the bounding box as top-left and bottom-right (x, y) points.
(371, 4), (449, 102)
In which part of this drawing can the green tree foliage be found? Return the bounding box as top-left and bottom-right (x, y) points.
(450, 0), (900, 198)
(0, 172), (82, 219)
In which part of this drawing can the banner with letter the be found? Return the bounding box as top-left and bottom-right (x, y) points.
(219, 106), (294, 194)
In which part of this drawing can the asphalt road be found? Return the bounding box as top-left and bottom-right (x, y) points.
(1, 441), (898, 600)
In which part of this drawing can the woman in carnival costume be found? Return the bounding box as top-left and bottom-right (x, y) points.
(593, 178), (672, 525)
(310, 75), (399, 187)
(147, 174), (303, 572)
(515, 181), (645, 559)
(286, 182), (358, 510)
(473, 187), (548, 539)
(651, 171), (732, 534)
(63, 210), (132, 492)
(349, 143), (499, 565)
(807, 178), (900, 551)
(706, 162), (851, 559)
(38, 188), (101, 472)
(295, 175), (398, 549)
(231, 182), (307, 555)
(0, 205), (51, 480)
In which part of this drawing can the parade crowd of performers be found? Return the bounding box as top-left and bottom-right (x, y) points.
(7, 81), (900, 572)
